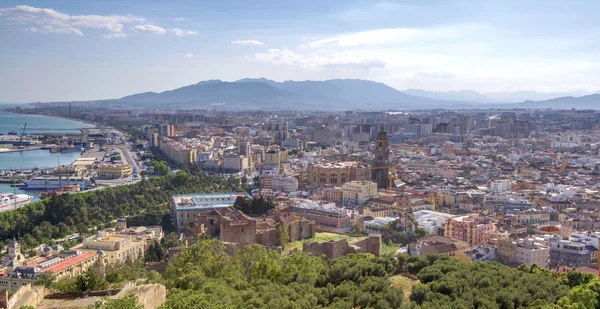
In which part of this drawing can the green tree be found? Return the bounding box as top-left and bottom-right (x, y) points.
(75, 268), (107, 291)
(276, 220), (289, 248)
(34, 273), (56, 288)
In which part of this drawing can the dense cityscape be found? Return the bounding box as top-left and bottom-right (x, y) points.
(0, 103), (597, 308)
(2, 1), (600, 308)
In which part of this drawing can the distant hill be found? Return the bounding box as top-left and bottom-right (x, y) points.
(116, 78), (476, 110)
(29, 78), (600, 110)
(515, 94), (600, 109)
(403, 89), (597, 103)
(403, 89), (490, 103)
(119, 80), (310, 109)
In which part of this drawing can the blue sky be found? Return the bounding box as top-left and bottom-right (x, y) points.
(1, 0), (599, 102)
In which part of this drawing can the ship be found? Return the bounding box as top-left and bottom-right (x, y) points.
(19, 175), (93, 190)
(39, 184), (80, 199)
(60, 146), (84, 153)
(0, 193), (33, 212)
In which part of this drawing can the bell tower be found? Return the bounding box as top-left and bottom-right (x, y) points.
(375, 125), (389, 162)
(373, 125), (390, 188)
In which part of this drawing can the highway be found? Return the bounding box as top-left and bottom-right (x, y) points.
(115, 145), (138, 170)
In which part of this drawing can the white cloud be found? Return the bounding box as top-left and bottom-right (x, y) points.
(173, 28), (198, 37)
(308, 25), (480, 47)
(184, 53), (194, 59)
(392, 70), (457, 81)
(310, 28), (420, 47)
(28, 25), (83, 36)
(248, 48), (385, 70)
(130, 24), (166, 34)
(231, 40), (264, 45)
(102, 33), (127, 39)
(173, 17), (184, 22)
(0, 5), (144, 36)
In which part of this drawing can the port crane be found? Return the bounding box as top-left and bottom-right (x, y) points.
(18, 123), (27, 148)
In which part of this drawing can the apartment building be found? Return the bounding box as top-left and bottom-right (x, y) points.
(445, 214), (494, 247)
(342, 180), (378, 206)
(222, 154), (249, 172)
(548, 236), (598, 269)
(98, 164), (133, 179)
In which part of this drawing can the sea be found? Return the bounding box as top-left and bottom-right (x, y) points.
(0, 111), (95, 201)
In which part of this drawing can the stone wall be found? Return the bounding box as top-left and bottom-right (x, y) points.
(303, 239), (350, 259)
(349, 235), (382, 257)
(255, 228), (278, 247)
(6, 282), (166, 309)
(7, 284), (47, 309)
(220, 220), (256, 246)
(289, 219), (315, 241)
(117, 283), (166, 309)
(302, 235), (381, 259)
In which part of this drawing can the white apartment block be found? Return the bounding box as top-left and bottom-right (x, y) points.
(342, 180), (378, 206)
(515, 238), (550, 268)
(491, 180), (512, 194)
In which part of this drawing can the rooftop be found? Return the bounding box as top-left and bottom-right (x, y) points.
(172, 192), (251, 210)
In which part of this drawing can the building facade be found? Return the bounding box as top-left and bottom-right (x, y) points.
(307, 162), (371, 187)
(342, 180), (378, 206)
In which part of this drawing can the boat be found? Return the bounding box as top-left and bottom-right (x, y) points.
(20, 175), (93, 190)
(60, 146), (84, 153)
(7, 131), (17, 136)
(49, 147), (62, 153)
(0, 193), (33, 212)
(39, 184), (80, 198)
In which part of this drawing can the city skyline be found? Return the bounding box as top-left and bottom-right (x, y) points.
(1, 0), (600, 102)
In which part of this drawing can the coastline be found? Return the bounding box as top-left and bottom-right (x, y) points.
(0, 110), (96, 129)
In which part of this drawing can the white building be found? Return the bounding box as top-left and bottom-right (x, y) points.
(272, 175), (299, 193)
(515, 238), (550, 268)
(413, 210), (456, 235)
(342, 180), (378, 206)
(571, 231), (600, 249)
(491, 180), (512, 194)
(222, 154), (249, 172)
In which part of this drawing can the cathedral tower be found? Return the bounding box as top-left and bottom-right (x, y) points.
(372, 125), (390, 188)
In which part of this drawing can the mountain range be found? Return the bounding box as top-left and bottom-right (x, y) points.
(39, 78), (600, 110)
(403, 89), (598, 103)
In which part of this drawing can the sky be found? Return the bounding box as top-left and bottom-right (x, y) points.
(1, 0), (600, 102)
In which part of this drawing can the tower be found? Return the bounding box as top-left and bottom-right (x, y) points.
(8, 239), (22, 260)
(372, 125), (390, 188)
(7, 239), (24, 275)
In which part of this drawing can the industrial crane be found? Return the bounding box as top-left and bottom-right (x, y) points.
(18, 123), (27, 148)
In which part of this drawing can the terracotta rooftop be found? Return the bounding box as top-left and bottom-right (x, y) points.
(40, 253), (96, 274)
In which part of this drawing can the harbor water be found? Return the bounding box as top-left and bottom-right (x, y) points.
(0, 111), (93, 134)
(0, 111), (95, 201)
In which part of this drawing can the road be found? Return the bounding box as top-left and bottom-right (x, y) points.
(115, 145), (138, 170)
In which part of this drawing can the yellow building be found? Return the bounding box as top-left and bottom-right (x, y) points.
(316, 187), (342, 202)
(76, 232), (145, 265)
(98, 164), (133, 179)
(158, 137), (198, 165)
(307, 161), (371, 187)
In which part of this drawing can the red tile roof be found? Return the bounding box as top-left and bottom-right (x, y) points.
(40, 253), (96, 274)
